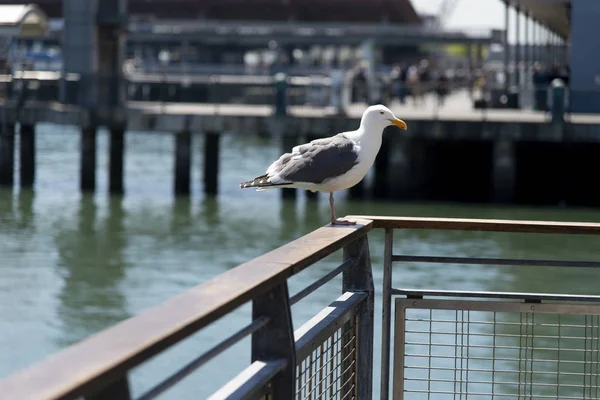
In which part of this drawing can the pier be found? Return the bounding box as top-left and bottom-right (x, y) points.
(2, 81), (600, 205)
(0, 0), (591, 206)
(1, 216), (600, 399)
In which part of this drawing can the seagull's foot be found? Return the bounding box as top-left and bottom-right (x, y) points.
(331, 218), (357, 226)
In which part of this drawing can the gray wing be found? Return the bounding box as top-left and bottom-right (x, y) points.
(271, 133), (358, 184)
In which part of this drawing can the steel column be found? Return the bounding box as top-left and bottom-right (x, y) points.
(380, 228), (394, 400)
(503, 0), (510, 90)
(514, 5), (521, 87)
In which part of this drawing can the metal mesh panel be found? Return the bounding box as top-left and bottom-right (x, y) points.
(296, 317), (357, 400)
(394, 299), (600, 400)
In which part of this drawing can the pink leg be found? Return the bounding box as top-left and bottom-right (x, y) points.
(329, 192), (356, 226)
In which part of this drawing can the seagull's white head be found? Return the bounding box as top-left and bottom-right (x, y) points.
(360, 104), (407, 132)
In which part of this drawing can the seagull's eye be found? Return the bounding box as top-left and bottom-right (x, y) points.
(379, 111), (384, 115)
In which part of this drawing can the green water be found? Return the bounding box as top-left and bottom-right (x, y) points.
(1, 124), (599, 398)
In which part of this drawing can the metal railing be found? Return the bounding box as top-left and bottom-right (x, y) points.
(1, 216), (600, 399)
(345, 216), (600, 400)
(0, 218), (375, 400)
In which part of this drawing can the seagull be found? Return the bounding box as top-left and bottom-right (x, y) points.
(240, 105), (407, 225)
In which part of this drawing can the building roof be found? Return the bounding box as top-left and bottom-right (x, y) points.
(508, 0), (570, 38)
(0, 0), (422, 24)
(0, 4), (48, 37)
(195, 0), (421, 24)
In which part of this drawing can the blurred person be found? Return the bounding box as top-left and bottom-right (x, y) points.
(406, 63), (421, 107)
(351, 61), (369, 103)
(391, 63), (407, 104)
(532, 62), (547, 111)
(436, 71), (450, 107)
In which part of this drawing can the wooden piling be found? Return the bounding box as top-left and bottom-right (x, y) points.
(203, 131), (220, 196)
(174, 129), (192, 196)
(19, 124), (35, 188)
(80, 126), (97, 192)
(0, 123), (14, 187)
(109, 126), (125, 194)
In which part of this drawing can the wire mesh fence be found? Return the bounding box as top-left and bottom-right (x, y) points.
(395, 298), (600, 400)
(296, 316), (358, 400)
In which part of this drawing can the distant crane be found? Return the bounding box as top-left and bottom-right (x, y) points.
(435, 0), (460, 29)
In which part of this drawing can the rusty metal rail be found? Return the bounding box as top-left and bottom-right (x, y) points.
(0, 219), (374, 400)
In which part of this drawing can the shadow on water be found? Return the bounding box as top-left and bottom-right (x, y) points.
(0, 188), (35, 237)
(198, 196), (220, 229)
(0, 189), (15, 225)
(279, 198), (300, 241)
(53, 194), (131, 347)
(16, 189), (35, 230)
(170, 196), (193, 232)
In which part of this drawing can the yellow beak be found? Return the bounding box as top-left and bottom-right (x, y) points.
(389, 118), (407, 130)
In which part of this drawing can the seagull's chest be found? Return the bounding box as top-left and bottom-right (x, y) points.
(321, 144), (378, 191)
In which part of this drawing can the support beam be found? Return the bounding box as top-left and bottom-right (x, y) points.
(174, 129), (192, 196)
(467, 43), (473, 72)
(514, 5), (521, 87)
(0, 123), (14, 187)
(203, 132), (220, 197)
(19, 124), (35, 188)
(343, 235), (374, 399)
(503, 0), (510, 90)
(532, 18), (537, 65)
(62, 0), (126, 125)
(251, 283), (296, 398)
(80, 126), (97, 192)
(524, 11), (530, 83)
(109, 126), (125, 194)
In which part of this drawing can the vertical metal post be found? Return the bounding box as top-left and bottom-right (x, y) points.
(251, 283), (296, 398)
(380, 228), (394, 400)
(555, 33), (560, 64)
(544, 28), (549, 65)
(515, 5), (521, 88)
(531, 20), (540, 62)
(343, 234), (374, 400)
(86, 376), (131, 400)
(503, 0), (510, 91)
(551, 33), (556, 64)
(524, 11), (530, 84)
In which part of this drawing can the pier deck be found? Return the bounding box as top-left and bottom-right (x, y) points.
(9, 89), (600, 133)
